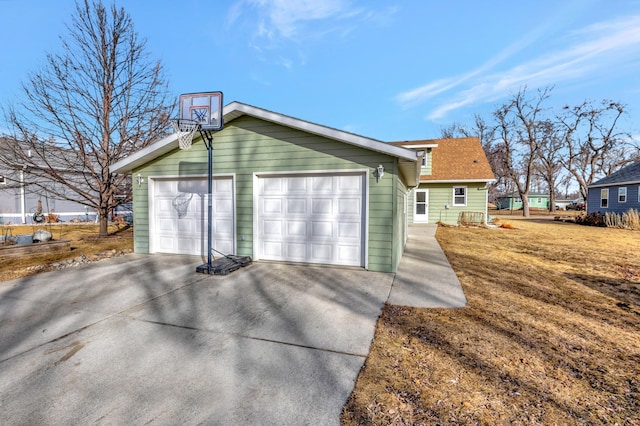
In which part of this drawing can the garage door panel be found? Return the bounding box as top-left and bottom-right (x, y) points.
(257, 174), (364, 267)
(285, 242), (307, 260)
(215, 199), (233, 214)
(263, 241), (283, 258)
(338, 222), (360, 239)
(337, 174), (362, 192)
(262, 198), (283, 214)
(214, 177), (233, 193)
(311, 176), (334, 192)
(286, 220), (307, 237)
(286, 198), (306, 214)
(214, 218), (234, 235)
(311, 221), (333, 238)
(262, 177), (283, 193)
(262, 218), (283, 236)
(311, 198), (332, 214)
(338, 245), (360, 263)
(287, 177), (307, 192)
(152, 177), (235, 256)
(338, 198), (360, 215)
(311, 244), (333, 263)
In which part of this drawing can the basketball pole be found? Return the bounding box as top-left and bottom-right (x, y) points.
(200, 129), (215, 274)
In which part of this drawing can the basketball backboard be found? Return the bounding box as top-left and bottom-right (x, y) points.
(179, 92), (223, 131)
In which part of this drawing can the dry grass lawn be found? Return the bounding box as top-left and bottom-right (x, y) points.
(0, 224), (133, 282)
(343, 218), (640, 425)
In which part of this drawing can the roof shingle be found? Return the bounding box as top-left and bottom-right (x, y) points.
(589, 160), (640, 187)
(391, 137), (494, 182)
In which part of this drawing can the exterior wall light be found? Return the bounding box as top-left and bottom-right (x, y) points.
(136, 173), (144, 187)
(376, 164), (384, 181)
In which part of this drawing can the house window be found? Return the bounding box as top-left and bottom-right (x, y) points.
(537, 197), (542, 203)
(618, 187), (627, 203)
(453, 186), (467, 206)
(601, 189), (609, 208)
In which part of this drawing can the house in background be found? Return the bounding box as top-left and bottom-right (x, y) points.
(111, 102), (423, 273)
(495, 192), (553, 210)
(587, 160), (640, 215)
(392, 138), (494, 225)
(0, 138), (98, 224)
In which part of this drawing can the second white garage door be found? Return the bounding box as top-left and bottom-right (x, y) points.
(256, 173), (366, 267)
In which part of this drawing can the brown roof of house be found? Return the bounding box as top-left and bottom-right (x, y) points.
(391, 137), (495, 182)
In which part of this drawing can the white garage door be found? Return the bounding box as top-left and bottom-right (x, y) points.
(257, 173), (365, 267)
(152, 177), (234, 255)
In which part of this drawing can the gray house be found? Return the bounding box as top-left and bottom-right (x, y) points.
(110, 102), (424, 273)
(0, 138), (98, 224)
(587, 160), (640, 215)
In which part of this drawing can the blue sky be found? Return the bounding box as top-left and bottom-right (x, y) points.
(1, 0), (639, 142)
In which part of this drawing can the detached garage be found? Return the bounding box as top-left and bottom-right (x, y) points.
(110, 102), (421, 273)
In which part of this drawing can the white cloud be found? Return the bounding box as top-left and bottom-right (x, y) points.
(397, 14), (640, 120)
(228, 0), (360, 42)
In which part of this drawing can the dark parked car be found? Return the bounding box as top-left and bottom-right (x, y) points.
(566, 200), (585, 211)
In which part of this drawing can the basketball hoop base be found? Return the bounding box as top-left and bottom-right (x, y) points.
(196, 255), (252, 275)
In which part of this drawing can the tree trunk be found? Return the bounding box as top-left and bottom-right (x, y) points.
(99, 208), (109, 237)
(522, 193), (530, 217)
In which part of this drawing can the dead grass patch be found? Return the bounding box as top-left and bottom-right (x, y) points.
(0, 224), (133, 282)
(343, 220), (640, 425)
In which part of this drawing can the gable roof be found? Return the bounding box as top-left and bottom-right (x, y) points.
(392, 137), (495, 183)
(589, 160), (640, 188)
(110, 101), (419, 175)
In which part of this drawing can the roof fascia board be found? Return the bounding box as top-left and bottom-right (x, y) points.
(589, 180), (640, 188)
(400, 144), (438, 149)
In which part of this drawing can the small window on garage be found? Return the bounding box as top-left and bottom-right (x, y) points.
(453, 186), (467, 206)
(618, 187), (627, 203)
(601, 188), (609, 208)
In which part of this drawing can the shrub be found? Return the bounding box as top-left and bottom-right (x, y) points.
(576, 212), (606, 227)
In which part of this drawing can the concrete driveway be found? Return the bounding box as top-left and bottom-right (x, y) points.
(0, 255), (394, 425)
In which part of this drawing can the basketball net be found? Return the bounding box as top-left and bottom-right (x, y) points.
(171, 118), (200, 150)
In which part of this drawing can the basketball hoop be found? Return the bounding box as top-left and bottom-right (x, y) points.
(171, 118), (200, 150)
(172, 192), (193, 218)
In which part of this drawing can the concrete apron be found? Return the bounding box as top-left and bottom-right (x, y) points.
(0, 255), (394, 425)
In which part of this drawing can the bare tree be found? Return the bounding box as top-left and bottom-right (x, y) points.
(557, 100), (632, 206)
(534, 119), (564, 212)
(494, 86), (552, 217)
(441, 115), (503, 203)
(3, 0), (172, 236)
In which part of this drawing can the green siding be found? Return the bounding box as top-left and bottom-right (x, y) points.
(497, 195), (550, 210)
(407, 182), (488, 225)
(392, 176), (408, 271)
(419, 148), (432, 176)
(132, 115), (403, 272)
